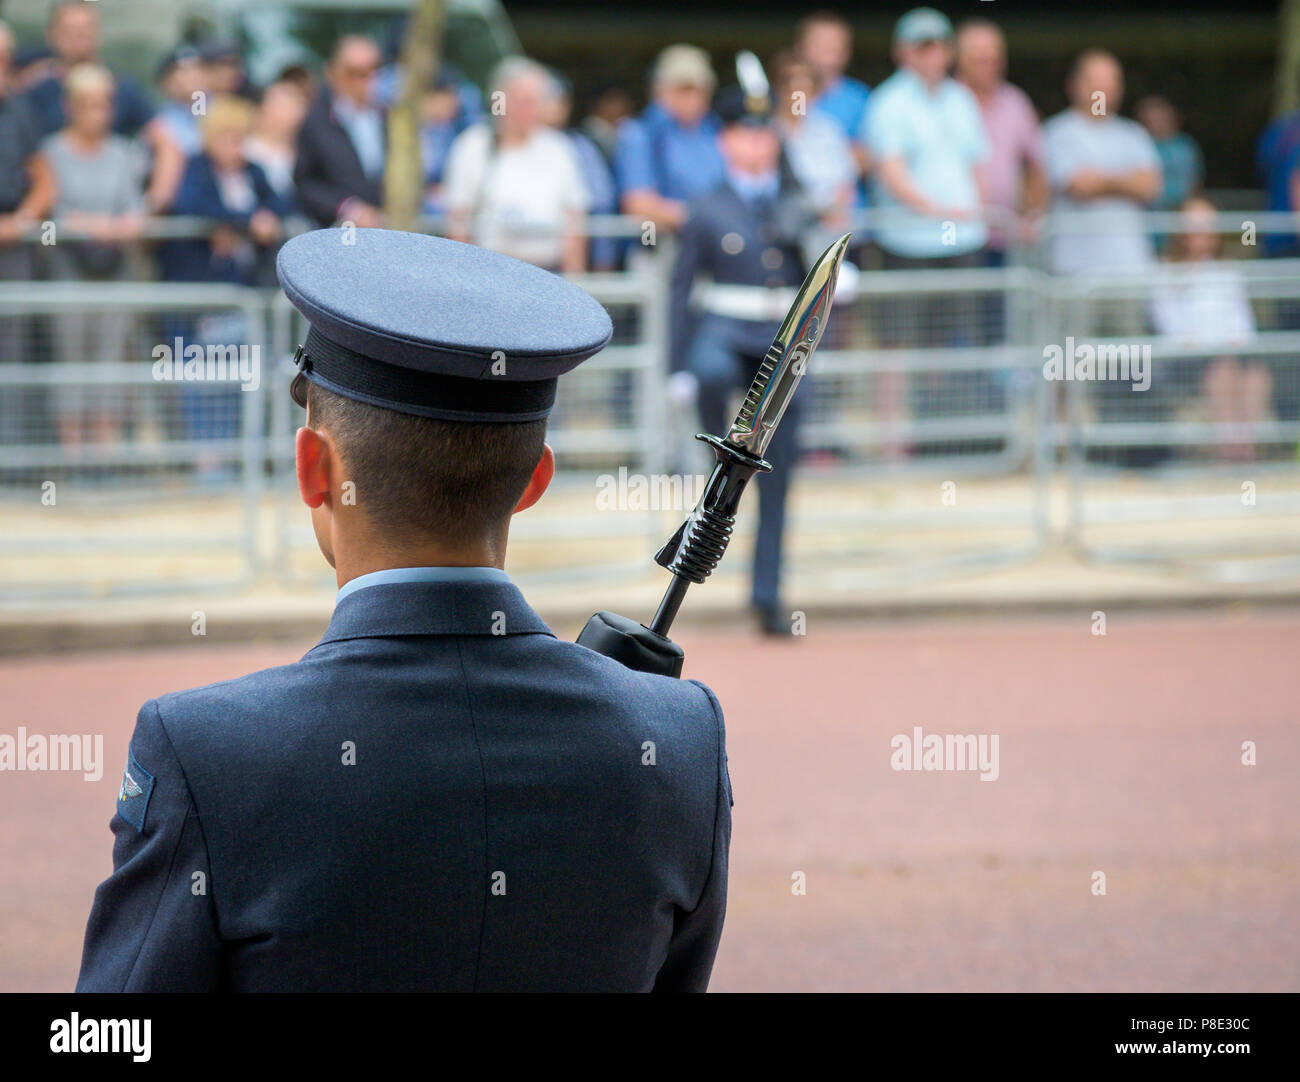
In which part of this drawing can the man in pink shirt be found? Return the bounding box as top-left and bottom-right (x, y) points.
(955, 18), (1047, 264)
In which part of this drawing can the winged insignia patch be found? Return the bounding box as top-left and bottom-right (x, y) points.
(118, 770), (143, 802)
(116, 751), (155, 832)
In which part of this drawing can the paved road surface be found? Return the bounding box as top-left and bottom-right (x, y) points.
(2, 610), (1295, 991)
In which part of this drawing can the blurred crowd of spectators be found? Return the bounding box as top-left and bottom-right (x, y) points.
(0, 2), (1228, 287)
(1, 2), (1298, 462)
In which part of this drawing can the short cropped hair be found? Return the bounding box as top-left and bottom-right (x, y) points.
(306, 383), (547, 546)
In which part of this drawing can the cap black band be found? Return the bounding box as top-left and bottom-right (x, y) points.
(299, 327), (558, 423)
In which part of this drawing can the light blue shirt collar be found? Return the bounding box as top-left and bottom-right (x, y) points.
(647, 100), (716, 135)
(897, 66), (948, 99)
(336, 565), (511, 604)
(332, 92), (385, 180)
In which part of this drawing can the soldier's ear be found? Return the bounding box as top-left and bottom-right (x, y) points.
(513, 442), (554, 515)
(295, 425), (334, 509)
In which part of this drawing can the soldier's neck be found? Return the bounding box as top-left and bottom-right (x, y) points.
(332, 530), (509, 587)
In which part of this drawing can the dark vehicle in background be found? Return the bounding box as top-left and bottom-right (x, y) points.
(186, 0), (522, 91)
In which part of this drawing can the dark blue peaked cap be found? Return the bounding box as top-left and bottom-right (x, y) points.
(277, 228), (613, 422)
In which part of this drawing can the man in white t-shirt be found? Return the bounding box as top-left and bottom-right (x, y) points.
(444, 58), (589, 272)
(1042, 50), (1162, 277)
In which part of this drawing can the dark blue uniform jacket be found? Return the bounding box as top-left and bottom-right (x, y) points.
(76, 578), (731, 991)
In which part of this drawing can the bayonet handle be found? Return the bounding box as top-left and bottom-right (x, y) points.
(657, 435), (772, 583)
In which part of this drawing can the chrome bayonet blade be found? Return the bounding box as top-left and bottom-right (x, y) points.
(727, 232), (851, 458)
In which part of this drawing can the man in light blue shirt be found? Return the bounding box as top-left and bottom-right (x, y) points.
(862, 7), (989, 262)
(796, 10), (871, 203)
(859, 9), (993, 458)
(615, 44), (723, 233)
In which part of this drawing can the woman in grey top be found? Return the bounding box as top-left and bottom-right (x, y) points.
(39, 62), (147, 448)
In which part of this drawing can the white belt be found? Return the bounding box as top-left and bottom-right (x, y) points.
(693, 282), (798, 322)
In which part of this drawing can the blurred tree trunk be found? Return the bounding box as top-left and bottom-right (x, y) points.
(384, 0), (445, 231)
(1276, 0), (1300, 117)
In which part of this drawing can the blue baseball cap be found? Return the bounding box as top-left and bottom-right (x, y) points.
(894, 7), (955, 45)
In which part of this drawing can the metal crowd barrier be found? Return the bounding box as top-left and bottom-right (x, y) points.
(1056, 258), (1300, 581)
(4, 209), (1300, 602)
(766, 263), (1054, 591)
(0, 282), (267, 601)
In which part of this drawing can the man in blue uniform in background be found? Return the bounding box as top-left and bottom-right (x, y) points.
(671, 86), (814, 636)
(76, 229), (732, 992)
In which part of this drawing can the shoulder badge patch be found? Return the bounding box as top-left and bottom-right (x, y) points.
(117, 749), (155, 832)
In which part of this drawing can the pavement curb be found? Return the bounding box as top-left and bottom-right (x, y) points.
(4, 589), (1299, 657)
